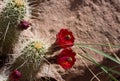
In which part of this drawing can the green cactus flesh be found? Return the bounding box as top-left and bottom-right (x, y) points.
(0, 0), (26, 55)
(11, 41), (46, 81)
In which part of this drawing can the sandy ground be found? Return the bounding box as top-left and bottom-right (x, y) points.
(29, 0), (120, 81)
(29, 0), (120, 80)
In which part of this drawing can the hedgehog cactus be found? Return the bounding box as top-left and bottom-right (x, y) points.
(10, 41), (47, 81)
(0, 0), (29, 55)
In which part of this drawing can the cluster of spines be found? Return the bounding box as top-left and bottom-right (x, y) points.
(11, 41), (46, 81)
(0, 0), (27, 55)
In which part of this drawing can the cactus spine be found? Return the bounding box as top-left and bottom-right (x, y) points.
(11, 41), (47, 81)
(0, 0), (28, 55)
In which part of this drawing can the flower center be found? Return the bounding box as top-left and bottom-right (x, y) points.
(67, 57), (73, 62)
(34, 42), (42, 49)
(14, 0), (24, 6)
(65, 35), (71, 40)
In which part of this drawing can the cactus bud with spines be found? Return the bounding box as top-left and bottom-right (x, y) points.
(10, 40), (47, 81)
(0, 0), (30, 55)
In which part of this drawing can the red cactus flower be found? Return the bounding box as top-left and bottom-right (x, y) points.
(18, 20), (31, 30)
(56, 29), (75, 48)
(57, 48), (76, 69)
(9, 70), (22, 81)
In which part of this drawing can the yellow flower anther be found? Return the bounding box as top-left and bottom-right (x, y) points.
(68, 57), (73, 62)
(65, 35), (71, 40)
(34, 42), (42, 49)
(14, 0), (24, 6)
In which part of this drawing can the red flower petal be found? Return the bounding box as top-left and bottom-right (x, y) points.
(56, 29), (75, 48)
(58, 48), (76, 57)
(57, 48), (76, 69)
(9, 70), (22, 81)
